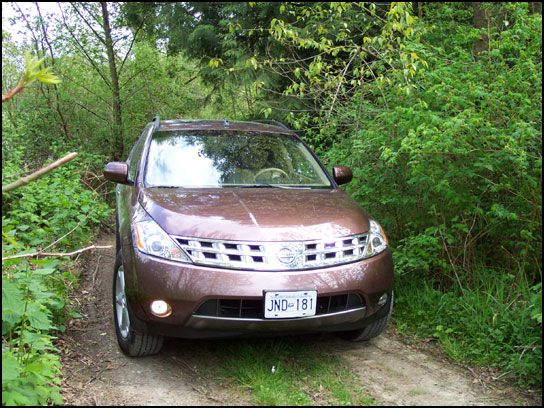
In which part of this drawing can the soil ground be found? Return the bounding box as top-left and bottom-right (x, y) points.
(58, 233), (542, 406)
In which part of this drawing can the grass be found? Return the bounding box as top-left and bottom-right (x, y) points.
(182, 264), (541, 404)
(212, 336), (376, 406)
(392, 265), (542, 388)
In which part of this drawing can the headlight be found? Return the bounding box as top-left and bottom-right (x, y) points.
(133, 218), (190, 262)
(363, 220), (388, 258)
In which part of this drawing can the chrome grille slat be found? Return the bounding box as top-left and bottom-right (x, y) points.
(172, 233), (368, 271)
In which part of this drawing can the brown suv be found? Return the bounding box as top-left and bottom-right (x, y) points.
(104, 117), (394, 356)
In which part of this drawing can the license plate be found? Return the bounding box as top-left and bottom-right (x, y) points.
(264, 290), (317, 318)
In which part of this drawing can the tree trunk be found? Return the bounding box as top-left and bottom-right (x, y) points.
(101, 2), (124, 160)
(472, 2), (488, 59)
(530, 2), (542, 14)
(415, 2), (424, 19)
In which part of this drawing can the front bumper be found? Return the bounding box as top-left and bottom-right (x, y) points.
(121, 244), (394, 338)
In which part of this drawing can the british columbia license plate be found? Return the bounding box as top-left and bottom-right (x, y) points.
(264, 290), (317, 318)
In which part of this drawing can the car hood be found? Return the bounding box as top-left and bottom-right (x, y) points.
(139, 188), (370, 241)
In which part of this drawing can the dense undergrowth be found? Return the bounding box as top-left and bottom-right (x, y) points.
(393, 270), (542, 386)
(315, 3), (542, 387)
(2, 119), (112, 405)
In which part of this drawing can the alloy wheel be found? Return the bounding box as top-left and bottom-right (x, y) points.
(115, 265), (130, 339)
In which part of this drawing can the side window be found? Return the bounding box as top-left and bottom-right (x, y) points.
(127, 128), (149, 182)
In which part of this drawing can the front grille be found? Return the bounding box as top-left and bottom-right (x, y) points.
(172, 234), (368, 271)
(193, 293), (365, 319)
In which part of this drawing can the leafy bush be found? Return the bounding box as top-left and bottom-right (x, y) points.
(301, 2), (542, 386)
(393, 267), (542, 386)
(2, 261), (67, 406)
(2, 119), (113, 405)
(3, 156), (112, 249)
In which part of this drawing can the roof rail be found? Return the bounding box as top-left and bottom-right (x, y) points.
(252, 119), (291, 131)
(152, 115), (160, 132)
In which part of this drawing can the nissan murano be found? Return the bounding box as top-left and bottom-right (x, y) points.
(104, 117), (394, 356)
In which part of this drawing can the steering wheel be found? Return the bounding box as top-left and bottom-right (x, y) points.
(254, 167), (289, 181)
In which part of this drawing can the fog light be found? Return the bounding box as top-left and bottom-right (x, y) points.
(150, 300), (172, 317)
(378, 293), (388, 307)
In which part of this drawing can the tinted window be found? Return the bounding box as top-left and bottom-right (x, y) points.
(144, 131), (332, 188)
(127, 128), (148, 182)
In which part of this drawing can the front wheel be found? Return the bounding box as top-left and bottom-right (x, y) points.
(113, 251), (163, 356)
(338, 292), (393, 342)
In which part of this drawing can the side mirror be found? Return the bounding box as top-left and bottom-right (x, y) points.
(104, 162), (129, 184)
(333, 165), (353, 185)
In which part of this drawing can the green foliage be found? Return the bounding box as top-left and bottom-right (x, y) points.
(2, 349), (63, 406)
(393, 266), (542, 386)
(267, 3), (424, 145)
(120, 42), (221, 143)
(2, 150), (111, 405)
(342, 2), (541, 282)
(217, 338), (374, 405)
(3, 159), (112, 248)
(2, 51), (61, 103)
(271, 2), (542, 387)
(2, 259), (68, 406)
(2, 113), (112, 406)
(123, 2), (300, 120)
(21, 52), (61, 86)
(2, 119), (113, 249)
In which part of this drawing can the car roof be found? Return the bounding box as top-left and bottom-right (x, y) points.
(155, 119), (294, 134)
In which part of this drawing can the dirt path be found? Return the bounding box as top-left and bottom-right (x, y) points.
(59, 233), (539, 406)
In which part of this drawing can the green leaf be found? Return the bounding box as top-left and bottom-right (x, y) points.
(2, 279), (25, 315)
(50, 389), (64, 405)
(68, 310), (83, 318)
(2, 257), (23, 267)
(32, 267), (56, 276)
(2, 312), (21, 333)
(2, 351), (23, 384)
(26, 303), (52, 331)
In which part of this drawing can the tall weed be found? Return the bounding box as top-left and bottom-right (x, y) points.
(312, 3), (541, 386)
(2, 128), (113, 404)
(393, 266), (542, 386)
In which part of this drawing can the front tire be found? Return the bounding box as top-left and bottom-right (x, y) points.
(113, 251), (163, 356)
(338, 292), (393, 342)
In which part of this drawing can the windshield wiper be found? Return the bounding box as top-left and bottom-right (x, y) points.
(237, 184), (311, 190)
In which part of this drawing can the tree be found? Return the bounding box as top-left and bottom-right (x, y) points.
(472, 2), (489, 58)
(58, 2), (141, 159)
(122, 2), (289, 116)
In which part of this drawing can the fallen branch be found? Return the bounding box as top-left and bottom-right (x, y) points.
(91, 255), (102, 288)
(84, 363), (124, 386)
(2, 244), (112, 261)
(491, 370), (512, 381)
(2, 152), (78, 193)
(515, 345), (542, 360)
(39, 217), (86, 254)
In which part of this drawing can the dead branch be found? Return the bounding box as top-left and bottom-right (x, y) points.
(2, 244), (112, 261)
(91, 255), (102, 288)
(39, 218), (87, 253)
(2, 152), (78, 193)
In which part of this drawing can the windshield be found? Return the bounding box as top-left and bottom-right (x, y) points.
(144, 130), (332, 188)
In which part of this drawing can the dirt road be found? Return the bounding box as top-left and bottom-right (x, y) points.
(59, 234), (538, 406)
